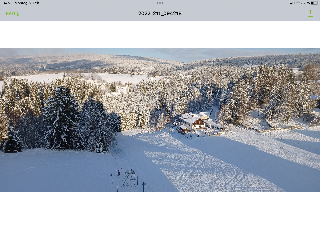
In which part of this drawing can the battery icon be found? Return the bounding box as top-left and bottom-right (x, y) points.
(311, 1), (318, 4)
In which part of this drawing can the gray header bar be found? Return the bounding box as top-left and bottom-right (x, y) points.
(1, 0), (319, 21)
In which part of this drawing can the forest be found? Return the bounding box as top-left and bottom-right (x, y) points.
(0, 58), (319, 153)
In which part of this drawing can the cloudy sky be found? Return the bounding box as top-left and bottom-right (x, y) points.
(0, 48), (320, 63)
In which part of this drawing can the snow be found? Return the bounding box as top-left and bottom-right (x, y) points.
(176, 128), (320, 192)
(245, 109), (271, 130)
(9, 73), (65, 83)
(85, 73), (163, 84)
(181, 113), (202, 124)
(310, 94), (320, 100)
(223, 128), (320, 171)
(209, 106), (219, 122)
(179, 124), (189, 130)
(139, 132), (282, 192)
(7, 73), (164, 85)
(1, 126), (320, 192)
(0, 133), (177, 192)
(199, 111), (210, 118)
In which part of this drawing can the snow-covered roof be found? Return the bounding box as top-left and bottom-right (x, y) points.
(181, 113), (201, 124)
(179, 125), (189, 130)
(204, 119), (223, 129)
(199, 112), (210, 120)
(311, 95), (320, 100)
(199, 112), (210, 117)
(204, 119), (215, 126)
(181, 112), (196, 119)
(181, 112), (214, 124)
(185, 117), (200, 124)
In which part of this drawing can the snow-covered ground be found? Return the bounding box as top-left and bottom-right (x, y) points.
(8, 73), (65, 83)
(0, 132), (177, 192)
(1, 126), (320, 192)
(5, 73), (163, 84)
(176, 127), (320, 192)
(0, 73), (164, 92)
(83, 73), (163, 84)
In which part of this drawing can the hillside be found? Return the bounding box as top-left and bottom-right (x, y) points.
(1, 126), (320, 192)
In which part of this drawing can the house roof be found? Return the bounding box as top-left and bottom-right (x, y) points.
(204, 119), (215, 126)
(179, 125), (189, 130)
(181, 112), (215, 124)
(181, 113), (201, 124)
(199, 112), (210, 117)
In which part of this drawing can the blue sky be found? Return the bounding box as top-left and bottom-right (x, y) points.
(1, 48), (320, 63)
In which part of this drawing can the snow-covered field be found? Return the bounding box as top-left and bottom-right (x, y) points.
(1, 126), (320, 192)
(0, 132), (177, 192)
(5, 73), (163, 84)
(84, 73), (163, 84)
(0, 73), (164, 92)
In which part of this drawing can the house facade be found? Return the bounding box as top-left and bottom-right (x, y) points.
(179, 112), (209, 132)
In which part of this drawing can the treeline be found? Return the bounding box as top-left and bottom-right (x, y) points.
(0, 76), (118, 152)
(1, 63), (319, 151)
(182, 53), (320, 70)
(103, 63), (319, 130)
(216, 64), (318, 127)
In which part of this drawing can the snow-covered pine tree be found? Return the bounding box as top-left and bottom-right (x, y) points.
(216, 102), (232, 131)
(43, 86), (81, 150)
(78, 98), (115, 153)
(108, 112), (121, 132)
(281, 70), (298, 123)
(264, 65), (298, 122)
(28, 81), (43, 117)
(18, 110), (44, 149)
(0, 98), (8, 148)
(3, 125), (22, 153)
(296, 74), (316, 119)
(256, 65), (277, 105)
(229, 78), (250, 125)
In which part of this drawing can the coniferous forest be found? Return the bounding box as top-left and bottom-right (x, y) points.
(0, 53), (320, 153)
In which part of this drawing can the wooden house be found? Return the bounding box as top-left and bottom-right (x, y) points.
(192, 118), (206, 129)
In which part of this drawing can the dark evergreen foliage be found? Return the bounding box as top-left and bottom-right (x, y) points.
(108, 112), (121, 132)
(79, 98), (115, 153)
(43, 86), (81, 150)
(4, 126), (22, 153)
(18, 110), (45, 149)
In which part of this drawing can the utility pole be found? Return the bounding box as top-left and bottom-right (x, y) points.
(142, 182), (146, 192)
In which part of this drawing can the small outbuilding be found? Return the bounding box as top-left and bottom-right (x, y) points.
(177, 125), (189, 134)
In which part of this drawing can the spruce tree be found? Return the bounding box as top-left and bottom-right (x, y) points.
(216, 103), (232, 131)
(43, 86), (80, 150)
(228, 79), (250, 125)
(264, 65), (298, 123)
(296, 75), (316, 119)
(0, 98), (8, 148)
(108, 112), (121, 132)
(4, 125), (22, 153)
(78, 98), (115, 153)
(18, 110), (44, 149)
